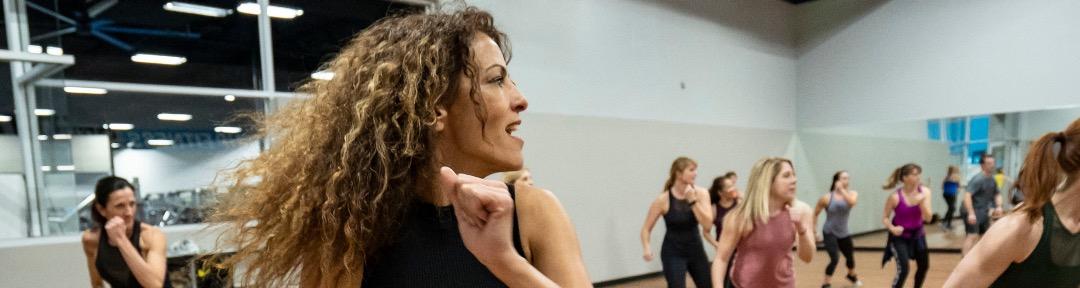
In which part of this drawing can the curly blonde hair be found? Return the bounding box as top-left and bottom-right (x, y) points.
(206, 7), (510, 287)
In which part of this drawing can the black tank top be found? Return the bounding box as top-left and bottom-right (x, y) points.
(95, 221), (171, 288)
(361, 185), (526, 287)
(992, 203), (1080, 287)
(663, 189), (704, 248)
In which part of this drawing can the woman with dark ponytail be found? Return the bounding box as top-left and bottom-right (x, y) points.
(881, 163), (932, 288)
(945, 117), (1080, 287)
(813, 171), (862, 287)
(81, 176), (170, 288)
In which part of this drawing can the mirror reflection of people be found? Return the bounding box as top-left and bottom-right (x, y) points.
(942, 165), (962, 230)
(81, 176), (170, 288)
(711, 157), (814, 288)
(641, 157), (714, 288)
(503, 168), (534, 188)
(207, 7), (589, 287)
(881, 163), (933, 288)
(945, 118), (1080, 287)
(813, 171), (862, 287)
(961, 154), (1004, 255)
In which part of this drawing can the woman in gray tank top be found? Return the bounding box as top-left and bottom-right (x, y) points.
(813, 171), (863, 288)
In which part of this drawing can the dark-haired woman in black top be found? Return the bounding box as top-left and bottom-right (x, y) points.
(81, 176), (169, 288)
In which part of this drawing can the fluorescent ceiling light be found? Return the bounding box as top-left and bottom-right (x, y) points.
(147, 139), (175, 146)
(40, 166), (51, 171)
(311, 70), (335, 80)
(56, 165), (76, 171)
(64, 86), (108, 95)
(37, 135), (48, 141)
(224, 94), (236, 102)
(27, 45), (62, 55)
(157, 113), (192, 121)
(34, 109), (55, 116)
(164, 2), (233, 17)
(106, 123), (134, 130)
(236, 3), (303, 19)
(131, 53), (187, 65)
(52, 134), (72, 140)
(214, 126), (243, 134)
(111, 143), (120, 149)
(0, 115), (10, 122)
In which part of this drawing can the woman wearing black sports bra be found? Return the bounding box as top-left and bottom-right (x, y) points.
(945, 117), (1080, 287)
(641, 157), (714, 288)
(81, 176), (169, 288)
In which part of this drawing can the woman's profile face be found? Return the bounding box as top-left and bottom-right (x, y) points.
(440, 33), (529, 175)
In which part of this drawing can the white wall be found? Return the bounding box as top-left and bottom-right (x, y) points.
(1018, 107), (1080, 140)
(519, 113), (794, 282)
(112, 141), (261, 194)
(0, 135), (24, 173)
(0, 175), (28, 239)
(797, 0), (1080, 128)
(802, 119), (929, 140)
(470, 0), (798, 130)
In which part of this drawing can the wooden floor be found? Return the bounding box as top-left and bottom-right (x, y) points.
(607, 222), (972, 288)
(606, 251), (962, 288)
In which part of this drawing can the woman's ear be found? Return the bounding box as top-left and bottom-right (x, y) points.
(434, 106), (449, 132)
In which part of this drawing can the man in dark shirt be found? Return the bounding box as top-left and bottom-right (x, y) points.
(961, 153), (1003, 255)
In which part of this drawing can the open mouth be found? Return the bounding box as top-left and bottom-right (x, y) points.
(505, 120), (521, 136)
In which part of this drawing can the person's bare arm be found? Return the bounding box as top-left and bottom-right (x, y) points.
(81, 231), (105, 288)
(711, 215), (742, 287)
(944, 214), (1041, 287)
(518, 186), (591, 287)
(640, 193), (666, 262)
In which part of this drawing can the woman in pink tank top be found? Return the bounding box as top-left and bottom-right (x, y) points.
(711, 157), (816, 288)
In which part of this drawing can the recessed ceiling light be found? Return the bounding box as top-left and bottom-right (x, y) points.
(214, 126), (243, 134)
(37, 135), (48, 141)
(0, 115), (11, 122)
(106, 123), (134, 130)
(163, 2), (233, 17)
(34, 109), (55, 116)
(236, 2), (303, 19)
(131, 53), (188, 65)
(147, 139), (175, 146)
(46, 46), (63, 55)
(157, 113), (192, 121)
(224, 94), (236, 102)
(311, 70), (335, 80)
(64, 86), (108, 95)
(111, 143), (120, 149)
(40, 166), (51, 171)
(52, 134), (72, 140)
(56, 165), (76, 171)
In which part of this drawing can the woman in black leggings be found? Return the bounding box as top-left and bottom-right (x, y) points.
(641, 157), (714, 288)
(813, 171), (862, 287)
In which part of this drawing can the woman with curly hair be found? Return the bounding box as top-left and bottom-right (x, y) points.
(207, 7), (589, 287)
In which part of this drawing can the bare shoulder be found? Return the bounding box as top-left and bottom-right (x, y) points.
(921, 185), (934, 194)
(849, 190), (859, 196)
(516, 185), (563, 212)
(81, 229), (99, 250)
(140, 224), (167, 247)
(981, 213), (1042, 261)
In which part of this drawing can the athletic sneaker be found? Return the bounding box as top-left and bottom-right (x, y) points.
(847, 274), (863, 287)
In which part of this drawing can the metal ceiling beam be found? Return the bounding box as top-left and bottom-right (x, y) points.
(34, 79), (303, 99)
